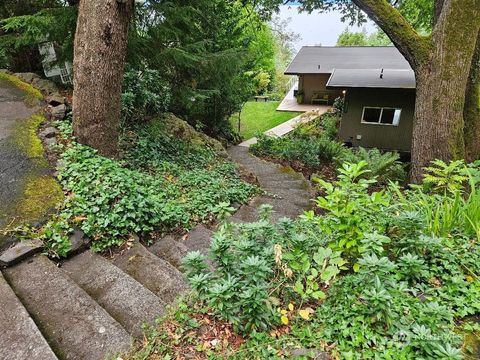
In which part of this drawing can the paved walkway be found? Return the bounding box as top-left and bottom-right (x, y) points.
(0, 79), (47, 248)
(239, 109), (329, 147)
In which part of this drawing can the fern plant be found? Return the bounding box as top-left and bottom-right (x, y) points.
(423, 159), (468, 194)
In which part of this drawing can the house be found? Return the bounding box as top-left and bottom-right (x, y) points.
(283, 46), (416, 152)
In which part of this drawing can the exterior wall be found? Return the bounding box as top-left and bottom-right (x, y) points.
(298, 74), (342, 104)
(338, 88), (416, 152)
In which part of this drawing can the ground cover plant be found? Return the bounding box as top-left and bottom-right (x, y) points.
(229, 101), (300, 140)
(251, 111), (407, 184)
(124, 159), (480, 359)
(42, 116), (258, 256)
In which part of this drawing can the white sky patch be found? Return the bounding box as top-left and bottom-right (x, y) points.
(278, 5), (377, 50)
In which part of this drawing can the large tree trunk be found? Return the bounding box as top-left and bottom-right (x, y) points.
(408, 2), (480, 182)
(464, 33), (480, 162)
(72, 0), (133, 158)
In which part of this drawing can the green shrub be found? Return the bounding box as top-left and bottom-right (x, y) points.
(251, 134), (346, 167)
(292, 112), (340, 140)
(121, 66), (171, 124)
(336, 147), (407, 184)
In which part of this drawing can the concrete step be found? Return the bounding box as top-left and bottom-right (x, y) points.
(3, 255), (132, 360)
(62, 251), (166, 338)
(258, 178), (309, 191)
(148, 235), (189, 269)
(180, 225), (213, 254)
(251, 196), (305, 221)
(0, 272), (58, 360)
(229, 204), (259, 223)
(113, 242), (188, 303)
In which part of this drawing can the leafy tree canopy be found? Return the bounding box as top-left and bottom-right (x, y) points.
(336, 28), (391, 46)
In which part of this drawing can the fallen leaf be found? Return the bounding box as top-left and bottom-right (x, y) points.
(299, 309), (310, 320)
(281, 316), (289, 325)
(288, 303), (294, 311)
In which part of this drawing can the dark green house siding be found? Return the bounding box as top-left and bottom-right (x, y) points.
(338, 88), (416, 152)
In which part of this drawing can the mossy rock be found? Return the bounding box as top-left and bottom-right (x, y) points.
(0, 71), (43, 106)
(158, 113), (227, 156)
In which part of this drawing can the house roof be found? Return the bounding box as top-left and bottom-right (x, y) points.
(326, 69), (416, 89)
(285, 46), (412, 75)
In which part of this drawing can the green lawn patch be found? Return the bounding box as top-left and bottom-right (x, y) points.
(230, 101), (300, 140)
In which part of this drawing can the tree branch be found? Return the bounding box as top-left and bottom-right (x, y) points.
(351, 0), (433, 69)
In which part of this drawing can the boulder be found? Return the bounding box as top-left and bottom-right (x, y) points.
(0, 239), (44, 267)
(31, 78), (59, 95)
(14, 72), (41, 84)
(50, 104), (66, 120)
(47, 93), (65, 106)
(160, 113), (227, 156)
(68, 228), (90, 254)
(39, 126), (59, 139)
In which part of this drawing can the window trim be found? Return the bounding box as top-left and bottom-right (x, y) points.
(361, 106), (402, 126)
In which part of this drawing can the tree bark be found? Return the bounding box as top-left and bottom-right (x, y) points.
(464, 32), (480, 162)
(72, 0), (134, 158)
(410, 2), (480, 182)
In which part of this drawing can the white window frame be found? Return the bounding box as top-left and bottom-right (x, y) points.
(361, 106), (402, 126)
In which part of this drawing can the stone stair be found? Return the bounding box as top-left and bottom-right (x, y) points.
(0, 146), (313, 360)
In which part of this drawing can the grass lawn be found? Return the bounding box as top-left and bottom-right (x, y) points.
(230, 101), (300, 140)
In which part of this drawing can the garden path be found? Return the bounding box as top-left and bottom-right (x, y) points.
(0, 78), (43, 246)
(0, 79), (313, 359)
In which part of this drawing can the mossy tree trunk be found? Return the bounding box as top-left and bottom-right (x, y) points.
(464, 33), (480, 162)
(353, 0), (480, 183)
(72, 0), (134, 158)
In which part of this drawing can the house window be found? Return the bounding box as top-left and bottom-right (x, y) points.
(361, 107), (402, 126)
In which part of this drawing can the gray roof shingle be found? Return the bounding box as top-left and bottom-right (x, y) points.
(285, 46), (412, 74)
(326, 69), (416, 89)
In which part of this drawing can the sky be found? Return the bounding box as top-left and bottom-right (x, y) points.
(277, 5), (377, 50)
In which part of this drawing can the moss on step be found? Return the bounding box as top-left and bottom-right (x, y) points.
(0, 72), (43, 106)
(11, 175), (64, 228)
(2, 113), (63, 232)
(11, 114), (46, 159)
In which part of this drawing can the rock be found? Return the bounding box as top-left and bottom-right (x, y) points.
(68, 228), (89, 254)
(50, 104), (66, 120)
(160, 113), (227, 156)
(0, 239), (44, 267)
(14, 72), (41, 84)
(289, 348), (328, 359)
(31, 78), (59, 95)
(47, 94), (65, 106)
(45, 137), (57, 147)
(39, 126), (59, 139)
(0, 69), (13, 75)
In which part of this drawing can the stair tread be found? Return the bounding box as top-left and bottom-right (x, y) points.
(62, 251), (165, 338)
(148, 235), (189, 269)
(181, 225), (214, 254)
(3, 255), (132, 360)
(0, 272), (58, 360)
(113, 242), (188, 303)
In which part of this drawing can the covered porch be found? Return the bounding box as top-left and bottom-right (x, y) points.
(277, 81), (332, 113)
